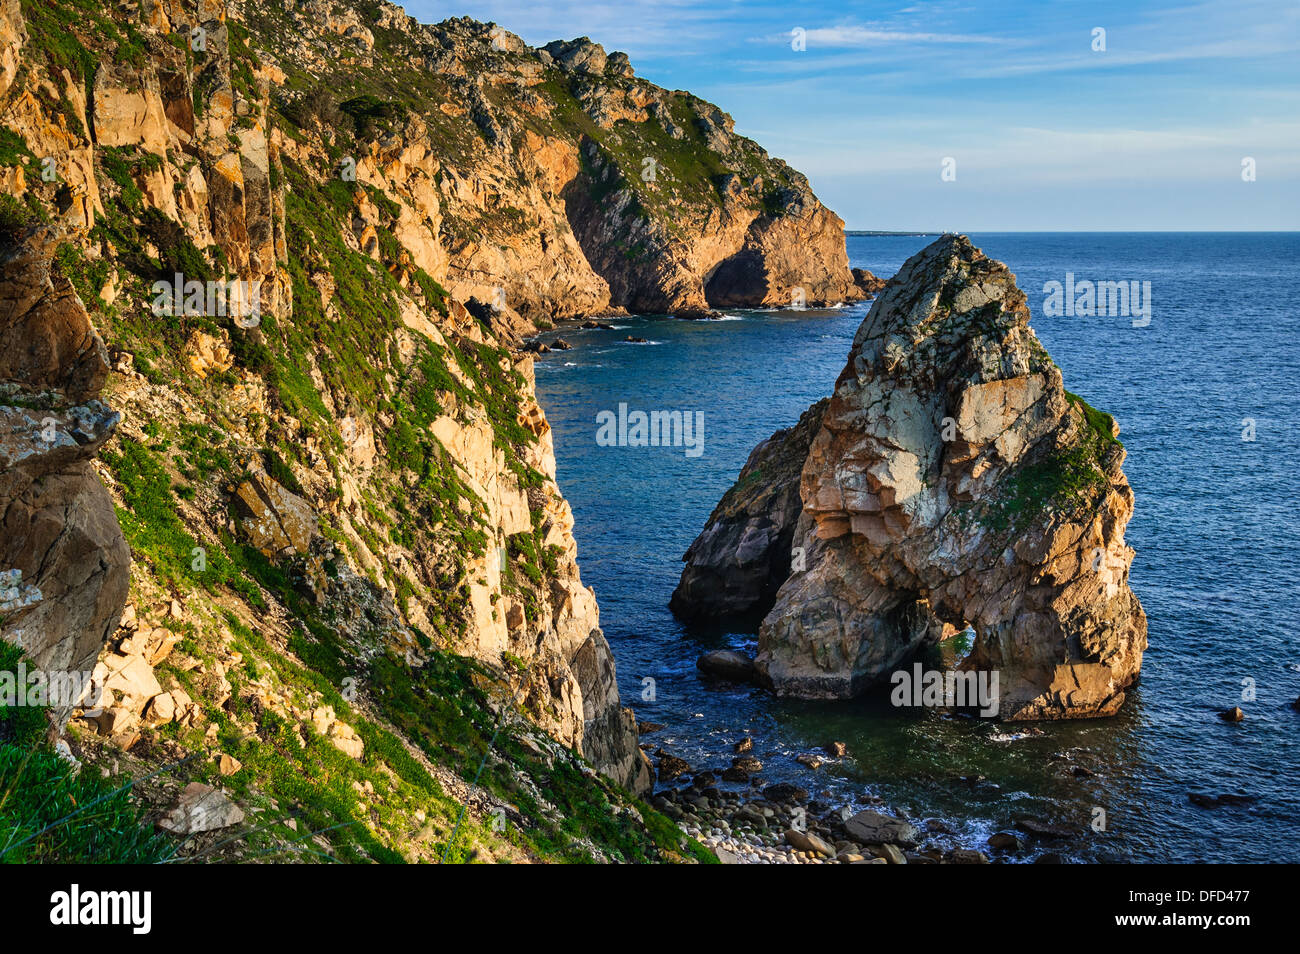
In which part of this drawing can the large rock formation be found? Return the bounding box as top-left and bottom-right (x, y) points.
(679, 235), (1147, 720)
(0, 224), (129, 723)
(257, 9), (857, 328)
(670, 399), (827, 623)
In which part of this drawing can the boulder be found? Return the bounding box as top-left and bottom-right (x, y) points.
(327, 721), (364, 760)
(785, 828), (835, 857)
(843, 810), (919, 847)
(945, 848), (990, 864)
(656, 752), (691, 781)
(696, 649), (756, 682)
(159, 783), (245, 834)
(672, 400), (827, 622)
(851, 267), (887, 296)
(988, 831), (1024, 851)
(233, 467), (318, 557)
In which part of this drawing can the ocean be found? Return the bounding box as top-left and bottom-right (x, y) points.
(531, 233), (1300, 863)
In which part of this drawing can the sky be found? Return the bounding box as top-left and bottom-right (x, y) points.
(405, 1), (1299, 231)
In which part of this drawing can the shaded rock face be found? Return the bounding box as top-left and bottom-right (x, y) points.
(0, 226), (129, 724)
(704, 200), (861, 310)
(685, 235), (1147, 720)
(670, 399), (827, 623)
(234, 468), (319, 558)
(851, 268), (887, 297)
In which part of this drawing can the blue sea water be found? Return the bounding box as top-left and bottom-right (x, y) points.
(531, 233), (1300, 863)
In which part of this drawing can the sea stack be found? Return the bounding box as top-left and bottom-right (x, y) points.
(675, 235), (1147, 720)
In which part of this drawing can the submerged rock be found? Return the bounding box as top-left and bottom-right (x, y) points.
(696, 649), (756, 682)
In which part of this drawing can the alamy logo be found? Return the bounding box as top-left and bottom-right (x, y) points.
(151, 273), (262, 327)
(595, 403), (704, 458)
(890, 663), (1000, 717)
(0, 662), (98, 709)
(49, 884), (151, 934)
(1042, 273), (1151, 327)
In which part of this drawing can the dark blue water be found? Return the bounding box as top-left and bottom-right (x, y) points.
(533, 233), (1300, 863)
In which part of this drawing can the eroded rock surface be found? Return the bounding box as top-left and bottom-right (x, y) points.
(683, 235), (1147, 720)
(0, 226), (128, 723)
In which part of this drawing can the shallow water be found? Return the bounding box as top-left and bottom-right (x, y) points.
(532, 233), (1300, 862)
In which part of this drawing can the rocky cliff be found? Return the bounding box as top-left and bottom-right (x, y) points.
(0, 0), (828, 863)
(678, 236), (1147, 721)
(670, 398), (826, 623)
(239, 3), (855, 329)
(0, 224), (129, 726)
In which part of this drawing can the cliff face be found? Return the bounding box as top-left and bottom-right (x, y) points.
(240, 5), (857, 328)
(0, 0), (794, 863)
(0, 225), (129, 725)
(679, 236), (1147, 721)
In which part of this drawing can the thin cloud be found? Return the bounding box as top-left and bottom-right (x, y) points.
(792, 25), (1004, 46)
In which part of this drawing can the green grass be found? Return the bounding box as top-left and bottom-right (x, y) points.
(0, 642), (170, 863)
(367, 651), (710, 863)
(977, 391), (1121, 532)
(102, 438), (264, 607)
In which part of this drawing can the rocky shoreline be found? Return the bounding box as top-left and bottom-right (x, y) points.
(643, 738), (1070, 864)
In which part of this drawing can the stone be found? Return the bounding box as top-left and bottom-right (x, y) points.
(876, 843), (907, 864)
(233, 467), (319, 557)
(844, 810), (919, 847)
(1015, 817), (1074, 839)
(696, 649), (756, 682)
(1219, 706), (1245, 722)
(216, 754), (241, 776)
(185, 331), (233, 380)
(945, 848), (990, 864)
(142, 691), (176, 726)
(785, 828), (835, 857)
(327, 721), (364, 759)
(159, 783), (245, 834)
(823, 741), (847, 757)
(656, 753), (691, 781)
(762, 783), (808, 803)
(795, 753), (824, 770)
(101, 653), (164, 709)
(734, 737), (753, 753)
(988, 831), (1024, 851)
